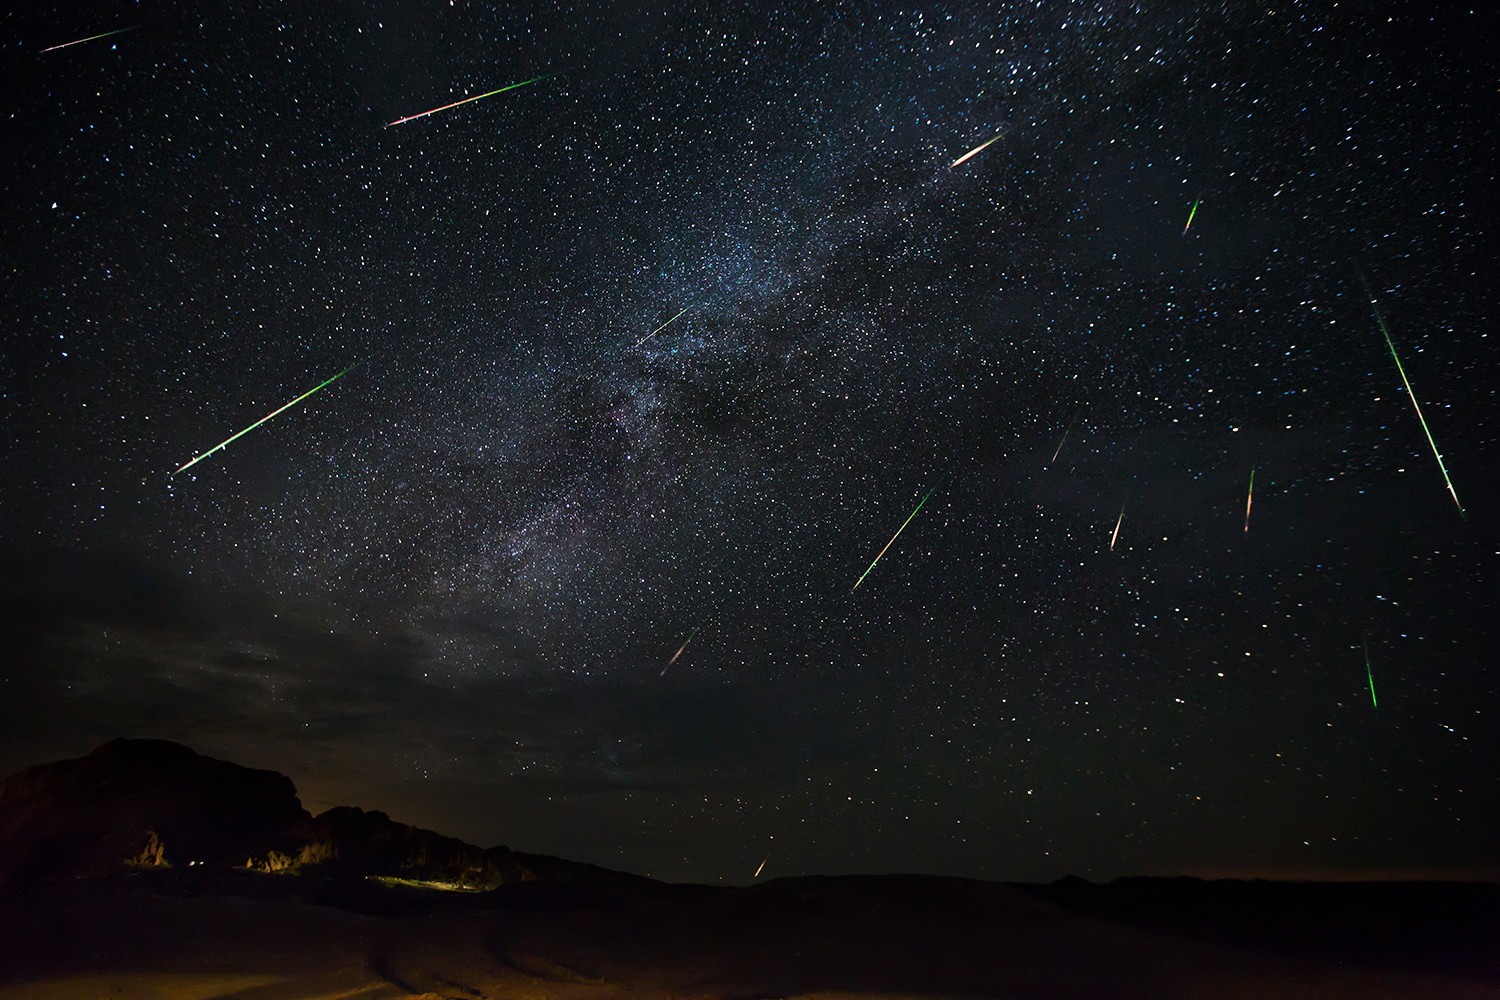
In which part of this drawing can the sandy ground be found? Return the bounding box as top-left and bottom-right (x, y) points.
(0, 877), (1495, 1000)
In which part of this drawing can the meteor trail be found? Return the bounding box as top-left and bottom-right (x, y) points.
(1182, 198), (1200, 235)
(173, 364), (358, 475)
(661, 626), (700, 676)
(1363, 635), (1377, 708)
(635, 306), (691, 348)
(1050, 411), (1079, 464)
(385, 72), (559, 127)
(950, 133), (1004, 168)
(754, 857), (768, 878)
(1244, 468), (1255, 533)
(42, 25), (138, 51)
(852, 475), (947, 591)
(1357, 273), (1463, 516)
(1109, 505), (1125, 551)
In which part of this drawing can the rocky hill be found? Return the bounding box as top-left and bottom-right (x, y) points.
(0, 738), (639, 892)
(0, 739), (307, 885)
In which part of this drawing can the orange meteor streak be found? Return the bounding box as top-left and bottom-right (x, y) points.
(660, 626), (700, 676)
(386, 72), (559, 127)
(950, 132), (1004, 168)
(1109, 505), (1125, 551)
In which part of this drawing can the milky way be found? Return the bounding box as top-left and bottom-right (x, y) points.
(2, 1), (1496, 884)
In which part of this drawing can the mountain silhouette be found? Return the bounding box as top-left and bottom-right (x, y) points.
(0, 738), (645, 892)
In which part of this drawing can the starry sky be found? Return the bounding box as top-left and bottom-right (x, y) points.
(2, 1), (1497, 885)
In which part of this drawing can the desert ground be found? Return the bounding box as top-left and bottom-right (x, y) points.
(1, 871), (1496, 1000)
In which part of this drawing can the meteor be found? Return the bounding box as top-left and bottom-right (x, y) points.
(1363, 635), (1377, 708)
(661, 626), (700, 676)
(42, 25), (138, 51)
(1244, 468), (1255, 533)
(754, 857), (768, 878)
(1049, 411), (1079, 465)
(950, 133), (1004, 168)
(1357, 273), (1463, 516)
(1109, 505), (1125, 551)
(635, 306), (691, 348)
(1182, 198), (1200, 236)
(385, 72), (560, 127)
(852, 475), (948, 591)
(173, 364), (358, 475)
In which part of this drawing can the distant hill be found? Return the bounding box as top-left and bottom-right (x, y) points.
(0, 738), (653, 892)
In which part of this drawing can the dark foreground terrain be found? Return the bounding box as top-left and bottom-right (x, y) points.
(0, 869), (1496, 1000)
(1, 741), (1495, 998)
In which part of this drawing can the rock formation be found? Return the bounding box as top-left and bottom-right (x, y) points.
(0, 739), (575, 890)
(126, 829), (169, 868)
(244, 839), (336, 874)
(0, 738), (308, 885)
(272, 805), (535, 887)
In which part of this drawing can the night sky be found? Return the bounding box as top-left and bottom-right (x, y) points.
(2, 1), (1497, 886)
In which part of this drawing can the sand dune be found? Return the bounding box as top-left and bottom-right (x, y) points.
(2, 874), (1496, 1000)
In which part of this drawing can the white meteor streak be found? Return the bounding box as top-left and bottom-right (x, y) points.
(42, 25), (138, 52)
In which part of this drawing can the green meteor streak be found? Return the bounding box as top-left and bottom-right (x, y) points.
(173, 364), (358, 475)
(42, 25), (138, 52)
(1357, 274), (1463, 516)
(385, 72), (560, 127)
(1182, 198), (1200, 235)
(1363, 635), (1377, 709)
(852, 475), (947, 591)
